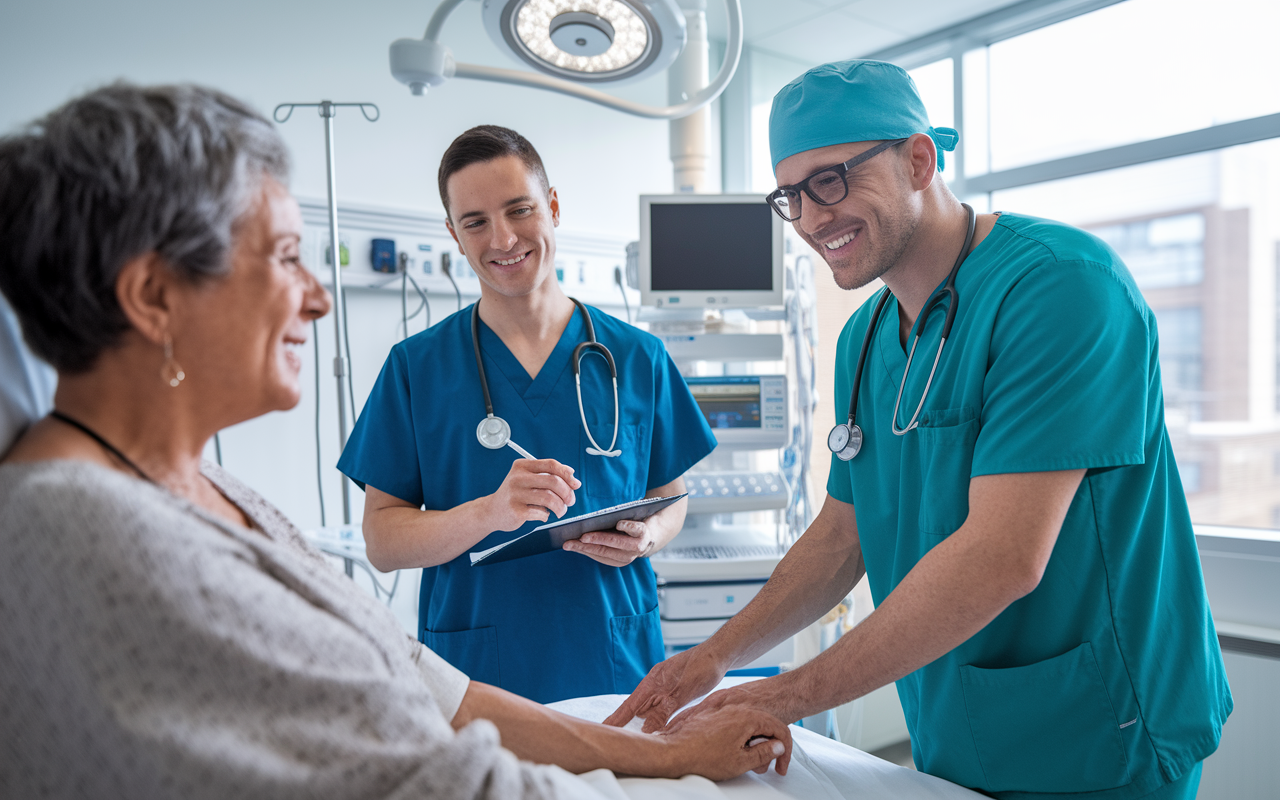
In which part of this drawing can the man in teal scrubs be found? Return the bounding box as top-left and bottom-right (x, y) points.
(608, 61), (1231, 799)
(339, 126), (716, 703)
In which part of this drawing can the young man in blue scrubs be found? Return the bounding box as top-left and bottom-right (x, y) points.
(608, 61), (1231, 799)
(338, 126), (717, 704)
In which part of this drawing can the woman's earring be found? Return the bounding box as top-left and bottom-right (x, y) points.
(161, 334), (186, 388)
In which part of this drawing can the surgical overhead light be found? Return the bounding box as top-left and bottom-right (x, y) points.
(485, 0), (683, 84)
(389, 0), (742, 120)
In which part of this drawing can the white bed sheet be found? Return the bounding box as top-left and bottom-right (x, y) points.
(548, 689), (984, 800)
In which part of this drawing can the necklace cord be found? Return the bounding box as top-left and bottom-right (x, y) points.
(49, 410), (156, 485)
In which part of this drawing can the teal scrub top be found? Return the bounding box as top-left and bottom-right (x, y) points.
(338, 303), (716, 704)
(828, 214), (1232, 800)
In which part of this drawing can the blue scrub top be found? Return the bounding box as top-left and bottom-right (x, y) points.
(339, 302), (716, 703)
(829, 214), (1231, 800)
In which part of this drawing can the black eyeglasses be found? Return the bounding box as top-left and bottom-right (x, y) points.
(765, 138), (909, 221)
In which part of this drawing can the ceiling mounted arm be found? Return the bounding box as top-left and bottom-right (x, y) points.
(389, 0), (743, 120)
(423, 0), (467, 41)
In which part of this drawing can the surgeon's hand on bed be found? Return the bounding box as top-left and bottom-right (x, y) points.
(564, 518), (655, 567)
(486, 458), (580, 531)
(604, 644), (728, 733)
(660, 705), (792, 779)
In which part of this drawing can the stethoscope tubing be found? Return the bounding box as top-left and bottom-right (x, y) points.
(472, 298), (622, 459)
(831, 203), (976, 458)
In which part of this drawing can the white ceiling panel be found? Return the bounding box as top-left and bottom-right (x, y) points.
(735, 1), (836, 42)
(750, 12), (904, 65)
(841, 0), (1024, 39)
(706, 0), (1030, 64)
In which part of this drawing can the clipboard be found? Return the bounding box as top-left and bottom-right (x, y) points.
(469, 493), (688, 567)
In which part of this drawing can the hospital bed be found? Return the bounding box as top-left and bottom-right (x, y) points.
(549, 681), (984, 800)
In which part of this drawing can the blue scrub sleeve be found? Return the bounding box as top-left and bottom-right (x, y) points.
(971, 260), (1150, 476)
(336, 344), (425, 506)
(647, 352), (717, 490)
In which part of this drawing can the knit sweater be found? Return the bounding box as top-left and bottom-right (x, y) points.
(0, 459), (604, 799)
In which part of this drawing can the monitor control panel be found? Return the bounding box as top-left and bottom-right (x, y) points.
(686, 375), (787, 449)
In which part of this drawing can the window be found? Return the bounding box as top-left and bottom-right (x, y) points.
(1092, 213), (1204, 290)
(979, 0), (1280, 171)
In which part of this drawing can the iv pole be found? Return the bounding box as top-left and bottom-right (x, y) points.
(273, 100), (379, 576)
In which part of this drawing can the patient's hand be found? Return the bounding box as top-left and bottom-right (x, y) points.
(659, 705), (792, 779)
(604, 644), (726, 732)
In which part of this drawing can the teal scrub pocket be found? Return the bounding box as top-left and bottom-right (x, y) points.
(916, 409), (978, 535)
(422, 625), (500, 687)
(960, 642), (1131, 794)
(609, 604), (664, 694)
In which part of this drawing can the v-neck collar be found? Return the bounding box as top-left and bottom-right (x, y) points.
(475, 303), (586, 418)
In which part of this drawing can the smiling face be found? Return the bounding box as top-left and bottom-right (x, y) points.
(774, 139), (921, 291)
(445, 155), (560, 300)
(171, 177), (332, 422)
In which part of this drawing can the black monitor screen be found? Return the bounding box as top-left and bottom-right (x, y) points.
(649, 202), (774, 291)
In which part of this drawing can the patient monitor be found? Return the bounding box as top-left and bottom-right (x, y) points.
(639, 194), (784, 309)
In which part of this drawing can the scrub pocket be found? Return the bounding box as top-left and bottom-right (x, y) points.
(584, 412), (647, 503)
(960, 642), (1131, 794)
(422, 625), (500, 687)
(608, 604), (664, 694)
(916, 408), (978, 536)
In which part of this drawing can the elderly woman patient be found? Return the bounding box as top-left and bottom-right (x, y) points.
(0, 84), (790, 798)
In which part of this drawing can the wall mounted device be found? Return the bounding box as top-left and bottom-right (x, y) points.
(640, 194), (784, 309)
(686, 375), (787, 448)
(388, 0), (741, 120)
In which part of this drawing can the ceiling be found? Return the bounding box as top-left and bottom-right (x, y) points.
(704, 0), (1027, 66)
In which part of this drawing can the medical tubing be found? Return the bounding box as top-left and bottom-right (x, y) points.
(340, 290), (357, 420)
(214, 432), (223, 467)
(336, 549), (399, 602)
(443, 257), (462, 311)
(406, 271), (431, 329)
(312, 319), (327, 528)
(450, 0), (743, 121)
(615, 267), (631, 324)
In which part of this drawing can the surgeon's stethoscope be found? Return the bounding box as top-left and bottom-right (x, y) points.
(828, 203), (976, 461)
(473, 298), (623, 460)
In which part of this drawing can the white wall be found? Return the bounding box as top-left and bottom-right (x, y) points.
(1, 0), (688, 530)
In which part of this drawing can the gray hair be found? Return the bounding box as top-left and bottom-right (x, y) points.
(0, 83), (290, 373)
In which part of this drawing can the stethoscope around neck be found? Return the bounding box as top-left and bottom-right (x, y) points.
(828, 203), (976, 461)
(472, 297), (622, 460)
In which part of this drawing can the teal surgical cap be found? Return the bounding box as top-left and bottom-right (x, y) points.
(769, 59), (959, 173)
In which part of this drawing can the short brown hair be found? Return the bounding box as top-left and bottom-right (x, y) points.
(437, 125), (549, 218)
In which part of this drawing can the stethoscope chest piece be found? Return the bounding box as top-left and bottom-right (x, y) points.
(477, 415), (511, 450)
(472, 298), (623, 460)
(828, 422), (863, 461)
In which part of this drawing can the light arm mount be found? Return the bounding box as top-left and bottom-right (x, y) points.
(389, 0), (742, 121)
